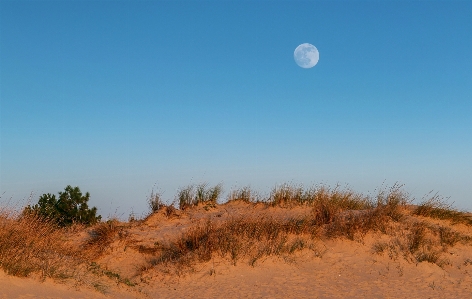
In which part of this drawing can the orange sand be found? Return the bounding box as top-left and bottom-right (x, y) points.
(2, 202), (471, 298)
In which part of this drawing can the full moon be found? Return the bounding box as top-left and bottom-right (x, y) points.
(294, 43), (319, 68)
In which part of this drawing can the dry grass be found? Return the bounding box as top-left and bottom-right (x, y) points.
(177, 183), (223, 210)
(0, 208), (133, 291)
(370, 218), (471, 268)
(84, 219), (120, 256)
(138, 184), (417, 275)
(0, 209), (83, 278)
(135, 184), (472, 276)
(267, 183), (373, 209)
(227, 186), (259, 203)
(413, 193), (472, 225)
(142, 216), (318, 274)
(147, 190), (164, 213)
(164, 205), (178, 218)
(1, 182), (471, 289)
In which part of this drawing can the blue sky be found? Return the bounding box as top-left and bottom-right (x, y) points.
(1, 1), (471, 217)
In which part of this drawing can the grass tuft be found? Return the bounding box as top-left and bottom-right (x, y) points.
(178, 183), (222, 210)
(413, 194), (472, 225)
(147, 190), (164, 213)
(227, 186), (258, 203)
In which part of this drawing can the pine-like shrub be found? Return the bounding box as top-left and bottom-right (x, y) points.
(24, 185), (101, 227)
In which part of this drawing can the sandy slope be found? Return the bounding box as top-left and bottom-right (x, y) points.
(2, 202), (472, 298)
(139, 238), (472, 298)
(0, 269), (144, 299)
(0, 270), (105, 299)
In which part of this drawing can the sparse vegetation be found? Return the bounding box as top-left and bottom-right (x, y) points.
(164, 204), (178, 218)
(0, 209), (83, 278)
(88, 262), (135, 287)
(177, 183), (222, 209)
(268, 184), (373, 209)
(372, 242), (389, 254)
(147, 216), (317, 269)
(227, 186), (258, 203)
(85, 219), (120, 255)
(147, 190), (164, 213)
(413, 193), (472, 225)
(1, 182), (471, 292)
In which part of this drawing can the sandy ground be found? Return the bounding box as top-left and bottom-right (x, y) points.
(2, 202), (472, 298)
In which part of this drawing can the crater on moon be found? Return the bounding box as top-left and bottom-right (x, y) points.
(294, 43), (319, 68)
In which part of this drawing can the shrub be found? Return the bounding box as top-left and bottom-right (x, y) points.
(24, 185), (101, 227)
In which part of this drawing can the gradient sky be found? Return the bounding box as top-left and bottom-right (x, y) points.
(1, 1), (471, 218)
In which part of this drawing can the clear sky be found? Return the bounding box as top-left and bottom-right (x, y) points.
(1, 1), (471, 217)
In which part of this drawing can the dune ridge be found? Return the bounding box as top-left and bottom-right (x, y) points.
(1, 184), (472, 298)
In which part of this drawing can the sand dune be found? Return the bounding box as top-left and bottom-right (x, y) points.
(2, 200), (472, 298)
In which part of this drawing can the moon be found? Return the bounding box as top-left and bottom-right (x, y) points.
(294, 43), (319, 68)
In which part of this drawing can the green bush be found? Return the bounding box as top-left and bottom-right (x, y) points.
(25, 185), (101, 227)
